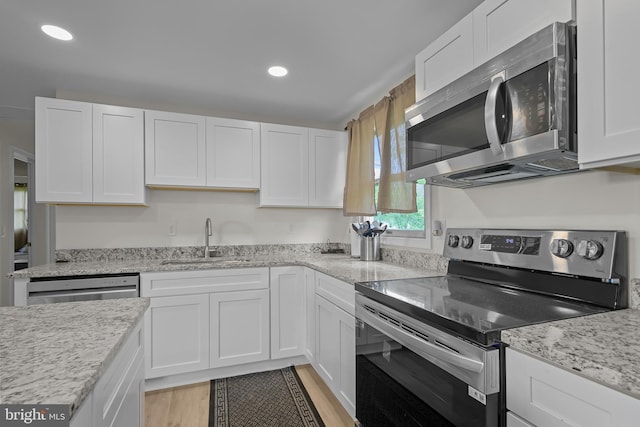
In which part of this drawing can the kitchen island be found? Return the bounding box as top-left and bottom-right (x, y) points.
(0, 298), (149, 425)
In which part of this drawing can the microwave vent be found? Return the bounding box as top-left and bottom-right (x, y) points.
(526, 157), (579, 172)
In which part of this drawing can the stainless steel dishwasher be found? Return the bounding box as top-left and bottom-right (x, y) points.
(27, 273), (139, 305)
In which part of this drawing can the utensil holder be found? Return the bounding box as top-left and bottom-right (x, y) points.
(360, 235), (381, 261)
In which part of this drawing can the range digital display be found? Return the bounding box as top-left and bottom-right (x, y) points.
(479, 235), (541, 255)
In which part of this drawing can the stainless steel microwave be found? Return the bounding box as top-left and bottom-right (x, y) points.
(405, 22), (577, 188)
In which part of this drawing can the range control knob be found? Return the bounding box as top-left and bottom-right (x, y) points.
(460, 235), (474, 249)
(550, 239), (574, 258)
(447, 235), (460, 248)
(577, 240), (604, 260)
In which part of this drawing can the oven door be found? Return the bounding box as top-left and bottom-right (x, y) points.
(355, 294), (500, 427)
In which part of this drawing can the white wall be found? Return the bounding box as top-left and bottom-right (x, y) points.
(56, 190), (350, 249)
(429, 168), (640, 278)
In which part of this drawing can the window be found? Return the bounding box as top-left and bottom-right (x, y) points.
(373, 135), (428, 239)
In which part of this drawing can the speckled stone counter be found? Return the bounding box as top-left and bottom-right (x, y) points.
(0, 298), (150, 416)
(10, 253), (444, 285)
(502, 308), (640, 400)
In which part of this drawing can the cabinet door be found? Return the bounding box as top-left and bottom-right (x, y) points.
(506, 412), (535, 427)
(315, 295), (356, 418)
(415, 13), (474, 101)
(260, 123), (309, 206)
(144, 110), (206, 186)
(304, 268), (316, 362)
(144, 294), (209, 378)
(308, 129), (347, 208)
(94, 320), (144, 427)
(473, 0), (574, 64)
(93, 104), (145, 204)
(206, 117), (260, 189)
(335, 300), (356, 417)
(315, 295), (339, 385)
(35, 97), (93, 203)
(270, 266), (305, 359)
(578, 0), (640, 168)
(506, 348), (640, 427)
(210, 289), (270, 367)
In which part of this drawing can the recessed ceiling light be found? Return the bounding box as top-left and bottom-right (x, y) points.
(268, 66), (288, 77)
(41, 24), (73, 41)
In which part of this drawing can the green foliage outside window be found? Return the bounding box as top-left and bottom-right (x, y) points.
(374, 179), (425, 233)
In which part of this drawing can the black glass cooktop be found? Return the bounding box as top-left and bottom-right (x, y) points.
(355, 275), (609, 346)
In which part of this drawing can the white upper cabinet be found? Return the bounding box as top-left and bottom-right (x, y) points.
(260, 123), (347, 208)
(145, 111), (261, 189)
(415, 0), (574, 101)
(309, 129), (348, 208)
(206, 117), (260, 189)
(260, 123), (310, 206)
(35, 97), (145, 204)
(415, 13), (474, 101)
(93, 104), (145, 204)
(36, 97), (93, 203)
(577, 0), (640, 169)
(473, 0), (574, 65)
(144, 110), (207, 187)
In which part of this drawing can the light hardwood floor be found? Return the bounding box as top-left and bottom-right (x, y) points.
(144, 365), (354, 427)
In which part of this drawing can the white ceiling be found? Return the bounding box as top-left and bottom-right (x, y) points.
(0, 0), (482, 129)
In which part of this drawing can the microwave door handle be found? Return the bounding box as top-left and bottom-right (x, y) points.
(485, 73), (505, 155)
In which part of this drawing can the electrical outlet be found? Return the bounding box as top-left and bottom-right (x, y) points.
(168, 222), (177, 236)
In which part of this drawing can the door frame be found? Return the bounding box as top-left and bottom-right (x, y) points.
(8, 146), (56, 303)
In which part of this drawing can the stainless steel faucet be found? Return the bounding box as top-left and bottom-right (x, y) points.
(204, 217), (213, 258)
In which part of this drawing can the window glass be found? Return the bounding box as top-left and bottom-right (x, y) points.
(373, 135), (426, 238)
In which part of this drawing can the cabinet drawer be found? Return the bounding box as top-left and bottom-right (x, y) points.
(315, 271), (354, 316)
(506, 348), (640, 427)
(141, 268), (269, 297)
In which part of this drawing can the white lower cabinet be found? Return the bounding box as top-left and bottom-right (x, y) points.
(304, 268), (316, 362)
(144, 294), (210, 378)
(141, 268), (269, 379)
(210, 289), (269, 367)
(141, 266), (357, 420)
(506, 411), (535, 427)
(506, 348), (640, 427)
(270, 267), (305, 359)
(313, 271), (356, 418)
(71, 319), (145, 427)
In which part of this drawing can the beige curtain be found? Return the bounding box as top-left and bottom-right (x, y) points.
(376, 76), (416, 213)
(343, 106), (376, 216)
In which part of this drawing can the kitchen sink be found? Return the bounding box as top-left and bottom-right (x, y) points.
(160, 258), (253, 266)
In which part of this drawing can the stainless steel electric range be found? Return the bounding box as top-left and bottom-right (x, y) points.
(355, 228), (627, 427)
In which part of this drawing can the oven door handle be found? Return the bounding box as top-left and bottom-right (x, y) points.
(358, 307), (484, 373)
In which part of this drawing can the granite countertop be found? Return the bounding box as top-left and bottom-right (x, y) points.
(502, 308), (640, 400)
(10, 253), (444, 285)
(12, 251), (639, 403)
(0, 298), (150, 417)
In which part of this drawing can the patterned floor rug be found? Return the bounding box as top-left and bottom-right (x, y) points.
(209, 367), (325, 427)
